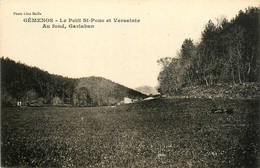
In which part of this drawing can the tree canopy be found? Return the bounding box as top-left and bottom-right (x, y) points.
(157, 7), (259, 96)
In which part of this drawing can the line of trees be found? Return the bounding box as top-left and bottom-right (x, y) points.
(157, 7), (259, 96)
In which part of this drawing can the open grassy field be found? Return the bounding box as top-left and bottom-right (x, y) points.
(1, 98), (259, 167)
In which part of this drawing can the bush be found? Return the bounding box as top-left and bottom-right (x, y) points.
(51, 97), (63, 106)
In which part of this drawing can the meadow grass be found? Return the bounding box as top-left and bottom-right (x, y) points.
(1, 98), (259, 167)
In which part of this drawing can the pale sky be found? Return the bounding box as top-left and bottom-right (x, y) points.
(0, 0), (259, 89)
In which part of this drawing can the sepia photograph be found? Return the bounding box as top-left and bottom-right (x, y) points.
(0, 0), (259, 167)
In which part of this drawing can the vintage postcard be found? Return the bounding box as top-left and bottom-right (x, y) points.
(1, 0), (259, 167)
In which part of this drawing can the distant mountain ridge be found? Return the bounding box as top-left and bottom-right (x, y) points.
(1, 57), (146, 106)
(135, 86), (159, 96)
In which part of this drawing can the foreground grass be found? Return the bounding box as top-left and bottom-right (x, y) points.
(1, 98), (259, 167)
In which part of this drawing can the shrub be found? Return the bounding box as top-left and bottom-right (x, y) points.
(51, 97), (63, 106)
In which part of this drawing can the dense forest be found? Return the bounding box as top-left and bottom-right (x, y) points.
(1, 58), (146, 106)
(157, 7), (259, 96)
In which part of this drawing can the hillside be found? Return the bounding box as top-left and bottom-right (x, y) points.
(171, 83), (260, 99)
(75, 77), (147, 106)
(135, 86), (159, 96)
(1, 57), (146, 106)
(157, 7), (259, 96)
